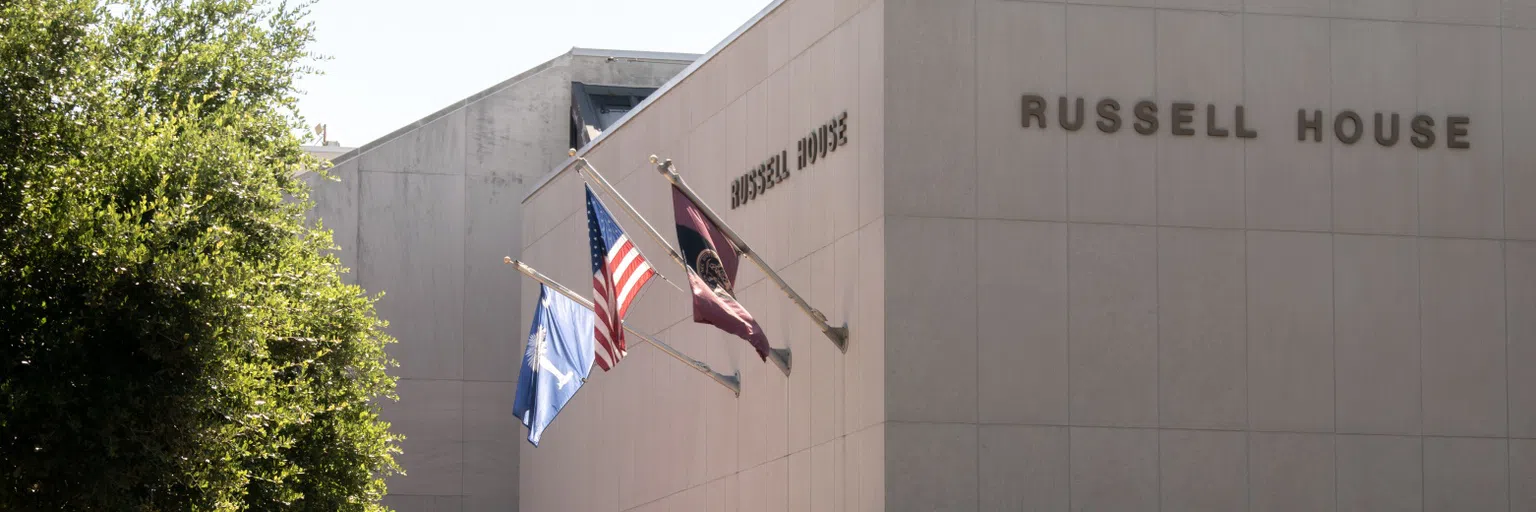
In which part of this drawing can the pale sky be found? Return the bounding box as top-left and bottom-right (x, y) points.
(296, 0), (768, 146)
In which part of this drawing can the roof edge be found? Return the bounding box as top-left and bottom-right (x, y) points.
(521, 0), (790, 204)
(570, 47), (699, 62)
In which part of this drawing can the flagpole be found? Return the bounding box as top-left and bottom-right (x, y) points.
(505, 257), (742, 396)
(568, 151), (688, 295)
(568, 150), (793, 377)
(651, 156), (849, 353)
(569, 150), (690, 273)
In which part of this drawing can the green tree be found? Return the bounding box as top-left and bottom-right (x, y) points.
(0, 1), (401, 510)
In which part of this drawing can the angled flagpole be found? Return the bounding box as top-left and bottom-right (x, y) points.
(567, 150), (793, 377)
(651, 156), (849, 353)
(568, 150), (689, 275)
(505, 257), (741, 396)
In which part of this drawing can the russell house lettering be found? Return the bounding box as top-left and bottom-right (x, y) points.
(1022, 94), (1472, 149)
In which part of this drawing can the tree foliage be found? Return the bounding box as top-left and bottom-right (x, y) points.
(0, 1), (400, 510)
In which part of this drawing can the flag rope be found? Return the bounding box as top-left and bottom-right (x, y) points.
(505, 257), (742, 396)
(652, 156), (850, 354)
(570, 152), (792, 377)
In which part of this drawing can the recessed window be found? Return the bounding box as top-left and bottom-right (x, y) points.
(571, 83), (659, 149)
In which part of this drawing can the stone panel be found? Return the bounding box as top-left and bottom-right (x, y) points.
(1416, 0), (1502, 25)
(1157, 227), (1246, 429)
(1417, 24), (1503, 239)
(361, 108), (467, 175)
(808, 246), (845, 447)
(1507, 29), (1536, 240)
(707, 474), (740, 512)
(672, 486), (707, 512)
(886, 422), (978, 510)
(1332, 0), (1416, 21)
(1066, 5), (1157, 225)
(736, 287), (788, 469)
(1245, 14), (1333, 232)
(856, 2), (883, 228)
(521, 170), (582, 252)
(384, 379), (465, 472)
(463, 174), (522, 382)
(1330, 19), (1418, 236)
(1509, 0), (1536, 28)
(846, 425), (885, 512)
(703, 357), (740, 481)
(1160, 429), (1247, 512)
(384, 495), (464, 511)
(787, 0), (834, 62)
(391, 440), (466, 497)
(1070, 427), (1158, 511)
(463, 69), (566, 179)
(787, 46), (839, 262)
(462, 381), (515, 443)
(1336, 435), (1422, 512)
(1067, 0), (1154, 9)
(826, 25), (861, 242)
(832, 0), (865, 28)
(884, 0), (976, 218)
(788, 449), (810, 512)
(1512, 242), (1536, 437)
(1513, 440), (1536, 512)
(1334, 234), (1420, 435)
(785, 224), (816, 453)
(978, 220), (1068, 425)
(1247, 0), (1329, 16)
(1247, 231), (1334, 431)
(1420, 238), (1506, 437)
(846, 221), (885, 433)
(976, 0), (1067, 222)
(810, 438), (844, 511)
(1424, 437), (1508, 512)
(463, 439), (518, 512)
(1155, 10), (1245, 229)
(1159, 0), (1239, 13)
(738, 457), (788, 512)
(358, 171), (465, 380)
(1069, 224), (1158, 427)
(1249, 432), (1335, 512)
(885, 216), (977, 423)
(978, 425), (1068, 511)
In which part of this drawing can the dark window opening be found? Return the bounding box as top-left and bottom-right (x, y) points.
(570, 82), (659, 150)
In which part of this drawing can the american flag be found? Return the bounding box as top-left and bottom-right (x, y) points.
(586, 185), (656, 371)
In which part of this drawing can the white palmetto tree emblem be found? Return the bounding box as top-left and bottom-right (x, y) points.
(527, 295), (576, 389)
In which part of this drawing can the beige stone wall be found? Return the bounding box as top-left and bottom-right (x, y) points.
(884, 0), (1536, 510)
(517, 0), (885, 510)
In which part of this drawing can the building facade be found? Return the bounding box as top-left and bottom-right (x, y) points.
(303, 48), (695, 510)
(513, 0), (1536, 510)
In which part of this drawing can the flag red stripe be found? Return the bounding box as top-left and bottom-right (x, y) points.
(609, 246), (641, 290)
(610, 254), (648, 311)
(592, 274), (621, 366)
(590, 231), (653, 371)
(614, 268), (654, 319)
(593, 276), (618, 339)
(593, 295), (618, 347)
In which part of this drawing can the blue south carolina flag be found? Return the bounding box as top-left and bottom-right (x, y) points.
(513, 284), (596, 446)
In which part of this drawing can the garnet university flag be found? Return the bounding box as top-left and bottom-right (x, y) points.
(670, 185), (771, 361)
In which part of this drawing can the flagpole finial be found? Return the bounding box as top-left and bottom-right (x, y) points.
(568, 148), (577, 157)
(648, 154), (659, 164)
(503, 256), (512, 264)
